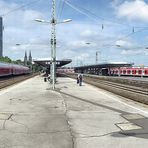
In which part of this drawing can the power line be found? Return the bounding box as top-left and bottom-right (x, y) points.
(65, 0), (100, 24)
(65, 0), (125, 26)
(57, 0), (66, 21)
(101, 28), (148, 48)
(0, 0), (42, 17)
(57, 0), (63, 20)
(65, 0), (148, 29)
(59, 0), (66, 21)
(64, 0), (148, 47)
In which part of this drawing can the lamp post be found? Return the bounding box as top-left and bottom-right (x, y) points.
(50, 0), (56, 90)
(35, 1), (72, 90)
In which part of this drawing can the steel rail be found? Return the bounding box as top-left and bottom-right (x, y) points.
(85, 77), (148, 96)
(0, 74), (38, 89)
(80, 74), (148, 95)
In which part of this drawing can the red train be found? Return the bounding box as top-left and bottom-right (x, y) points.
(110, 67), (148, 77)
(0, 62), (30, 77)
(57, 67), (74, 73)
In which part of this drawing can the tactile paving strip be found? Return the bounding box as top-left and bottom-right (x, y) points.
(122, 114), (145, 120)
(116, 122), (142, 131)
(0, 113), (12, 120)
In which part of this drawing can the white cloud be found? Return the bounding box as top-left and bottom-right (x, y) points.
(144, 49), (148, 55)
(111, 0), (122, 7)
(67, 40), (97, 49)
(1, 0), (50, 59)
(121, 49), (143, 55)
(80, 29), (98, 37)
(115, 0), (148, 22)
(77, 53), (90, 60)
(115, 39), (133, 48)
(0, 1), (17, 15)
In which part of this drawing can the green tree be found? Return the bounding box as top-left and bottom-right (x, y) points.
(0, 56), (12, 63)
(12, 59), (24, 65)
(32, 63), (42, 72)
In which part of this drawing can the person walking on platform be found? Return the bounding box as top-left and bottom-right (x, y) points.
(79, 74), (83, 86)
(77, 75), (79, 84)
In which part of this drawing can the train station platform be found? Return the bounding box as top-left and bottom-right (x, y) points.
(0, 76), (148, 147)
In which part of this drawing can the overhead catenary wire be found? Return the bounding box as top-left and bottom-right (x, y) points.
(75, 0), (148, 29)
(63, 0), (148, 48)
(64, 0), (100, 24)
(65, 0), (148, 29)
(64, 0), (132, 32)
(57, 0), (66, 21)
(59, 0), (148, 51)
(65, 0), (119, 26)
(59, 0), (66, 21)
(3, 0), (147, 51)
(101, 27), (148, 48)
(116, 27), (148, 43)
(0, 0), (42, 17)
(57, 0), (63, 20)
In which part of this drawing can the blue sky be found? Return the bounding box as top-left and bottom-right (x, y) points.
(1, 0), (148, 66)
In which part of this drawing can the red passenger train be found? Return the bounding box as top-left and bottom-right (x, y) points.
(110, 67), (148, 77)
(0, 62), (30, 77)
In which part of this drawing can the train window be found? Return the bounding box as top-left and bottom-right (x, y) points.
(132, 70), (136, 74)
(145, 70), (148, 75)
(127, 70), (131, 74)
(123, 70), (126, 74)
(138, 70), (142, 74)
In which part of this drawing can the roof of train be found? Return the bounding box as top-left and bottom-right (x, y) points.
(0, 62), (29, 69)
(111, 67), (148, 69)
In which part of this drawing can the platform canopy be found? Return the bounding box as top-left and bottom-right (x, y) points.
(74, 62), (134, 75)
(34, 58), (72, 68)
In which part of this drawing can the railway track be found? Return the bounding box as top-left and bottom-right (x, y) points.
(85, 74), (148, 89)
(65, 73), (148, 105)
(0, 73), (38, 89)
(85, 77), (148, 95)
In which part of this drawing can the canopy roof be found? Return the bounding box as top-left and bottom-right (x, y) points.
(34, 59), (72, 68)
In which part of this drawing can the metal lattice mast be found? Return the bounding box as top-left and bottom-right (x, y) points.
(51, 0), (56, 89)
(96, 52), (98, 64)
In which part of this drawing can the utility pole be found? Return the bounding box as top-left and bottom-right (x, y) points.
(35, 0), (71, 89)
(96, 52), (98, 64)
(96, 51), (101, 64)
(51, 0), (56, 90)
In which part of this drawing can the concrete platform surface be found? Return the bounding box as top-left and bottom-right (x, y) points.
(0, 76), (148, 148)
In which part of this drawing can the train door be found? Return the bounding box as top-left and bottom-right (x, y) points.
(144, 69), (148, 76)
(101, 68), (108, 76)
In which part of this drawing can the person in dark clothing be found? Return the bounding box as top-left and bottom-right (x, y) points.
(79, 74), (83, 86)
(77, 76), (79, 84)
